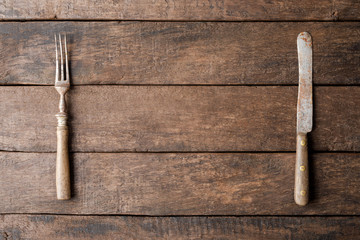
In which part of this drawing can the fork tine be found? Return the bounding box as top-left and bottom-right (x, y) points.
(65, 34), (69, 81)
(59, 34), (64, 81)
(55, 34), (59, 82)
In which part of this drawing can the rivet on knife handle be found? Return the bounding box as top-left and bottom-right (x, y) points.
(54, 34), (71, 200)
(295, 32), (313, 206)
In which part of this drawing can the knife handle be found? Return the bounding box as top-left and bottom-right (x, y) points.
(56, 112), (71, 200)
(295, 132), (309, 206)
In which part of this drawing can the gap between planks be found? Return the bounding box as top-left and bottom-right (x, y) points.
(2, 84), (360, 87)
(2, 213), (360, 217)
(1, 19), (360, 23)
(1, 150), (360, 154)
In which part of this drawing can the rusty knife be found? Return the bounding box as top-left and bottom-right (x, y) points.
(295, 32), (313, 206)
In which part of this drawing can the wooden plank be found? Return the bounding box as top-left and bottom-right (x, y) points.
(1, 215), (360, 240)
(0, 152), (359, 215)
(0, 0), (359, 21)
(1, 22), (360, 86)
(0, 86), (359, 152)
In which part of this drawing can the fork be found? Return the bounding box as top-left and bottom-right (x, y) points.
(54, 34), (71, 200)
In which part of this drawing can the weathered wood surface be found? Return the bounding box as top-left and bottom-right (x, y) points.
(1, 215), (360, 240)
(0, 0), (359, 21)
(1, 152), (359, 215)
(1, 22), (360, 86)
(0, 86), (359, 152)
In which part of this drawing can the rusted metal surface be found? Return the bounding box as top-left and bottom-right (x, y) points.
(295, 32), (313, 206)
(297, 32), (313, 134)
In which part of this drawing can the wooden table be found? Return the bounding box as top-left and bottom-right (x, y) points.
(0, 1), (359, 239)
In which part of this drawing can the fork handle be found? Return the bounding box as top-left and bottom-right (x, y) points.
(56, 112), (71, 200)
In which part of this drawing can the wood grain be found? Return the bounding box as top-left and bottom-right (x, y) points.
(295, 133), (309, 206)
(0, 86), (359, 152)
(1, 22), (360, 85)
(0, 152), (359, 215)
(1, 215), (360, 240)
(0, 0), (359, 21)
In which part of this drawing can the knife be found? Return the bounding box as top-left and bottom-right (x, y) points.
(295, 32), (313, 206)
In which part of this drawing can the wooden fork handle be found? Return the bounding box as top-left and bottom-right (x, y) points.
(56, 113), (71, 200)
(294, 132), (309, 206)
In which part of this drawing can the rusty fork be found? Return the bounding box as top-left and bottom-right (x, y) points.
(54, 34), (71, 200)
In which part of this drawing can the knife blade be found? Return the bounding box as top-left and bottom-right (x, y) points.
(295, 32), (313, 206)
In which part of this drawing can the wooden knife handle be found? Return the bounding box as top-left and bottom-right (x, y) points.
(295, 132), (309, 206)
(56, 113), (71, 200)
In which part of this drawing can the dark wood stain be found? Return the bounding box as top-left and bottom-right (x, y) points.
(0, 22), (359, 85)
(0, 86), (358, 152)
(0, 0), (359, 21)
(1, 215), (360, 239)
(0, 1), (359, 238)
(28, 216), (55, 223)
(65, 223), (118, 237)
(0, 152), (359, 215)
